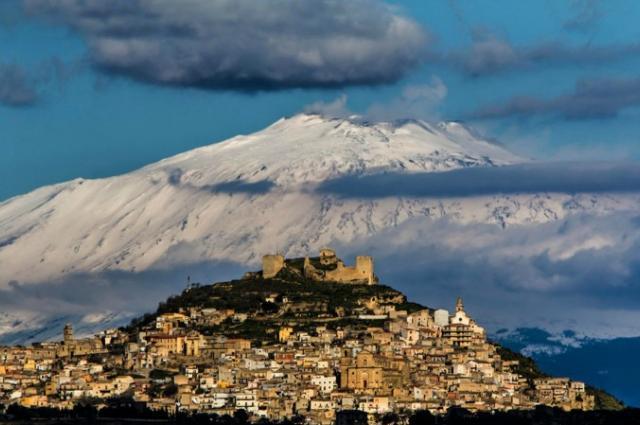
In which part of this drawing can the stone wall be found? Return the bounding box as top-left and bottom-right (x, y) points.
(324, 255), (374, 285)
(262, 249), (375, 284)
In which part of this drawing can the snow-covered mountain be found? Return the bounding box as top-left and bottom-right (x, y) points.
(1, 113), (635, 287)
(0, 113), (518, 285)
(1, 113), (639, 343)
(0, 310), (134, 346)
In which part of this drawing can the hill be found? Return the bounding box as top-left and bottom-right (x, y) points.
(123, 252), (623, 411)
(129, 254), (423, 342)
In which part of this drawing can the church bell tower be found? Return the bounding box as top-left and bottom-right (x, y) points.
(456, 297), (464, 313)
(63, 323), (74, 343)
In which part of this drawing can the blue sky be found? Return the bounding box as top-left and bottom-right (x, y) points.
(2, 0), (640, 200)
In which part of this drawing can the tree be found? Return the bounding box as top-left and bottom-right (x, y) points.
(382, 412), (400, 424)
(409, 410), (435, 425)
(233, 409), (250, 424)
(163, 383), (178, 397)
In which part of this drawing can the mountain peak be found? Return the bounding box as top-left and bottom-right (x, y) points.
(153, 113), (523, 189)
(0, 113), (582, 291)
(0, 114), (524, 287)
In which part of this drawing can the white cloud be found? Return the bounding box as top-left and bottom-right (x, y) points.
(366, 76), (448, 121)
(304, 94), (351, 118)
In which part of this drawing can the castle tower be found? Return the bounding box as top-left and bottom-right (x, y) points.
(319, 248), (337, 265)
(63, 323), (74, 343)
(355, 256), (374, 285)
(456, 297), (464, 313)
(303, 256), (313, 278)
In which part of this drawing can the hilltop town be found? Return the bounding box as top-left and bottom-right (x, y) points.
(0, 249), (607, 424)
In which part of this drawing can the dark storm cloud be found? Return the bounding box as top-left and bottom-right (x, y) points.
(316, 159), (640, 334)
(23, 0), (428, 91)
(317, 162), (640, 199)
(0, 63), (38, 106)
(470, 77), (640, 120)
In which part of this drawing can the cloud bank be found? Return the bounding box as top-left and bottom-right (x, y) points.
(339, 211), (640, 338)
(24, 0), (427, 90)
(471, 76), (640, 120)
(5, 209), (639, 343)
(431, 23), (640, 78)
(318, 161), (640, 198)
(0, 259), (246, 344)
(0, 260), (244, 316)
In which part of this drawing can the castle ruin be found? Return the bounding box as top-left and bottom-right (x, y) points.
(261, 248), (376, 285)
(262, 254), (285, 279)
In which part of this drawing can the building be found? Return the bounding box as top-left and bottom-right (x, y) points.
(442, 298), (485, 348)
(261, 248), (376, 285)
(341, 351), (384, 391)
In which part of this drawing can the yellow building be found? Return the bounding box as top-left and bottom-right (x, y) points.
(341, 351), (383, 391)
(56, 324), (105, 357)
(184, 332), (204, 356)
(23, 359), (36, 371)
(148, 334), (185, 357)
(278, 326), (294, 342)
(20, 395), (49, 408)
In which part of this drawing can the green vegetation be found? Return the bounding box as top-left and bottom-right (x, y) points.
(126, 268), (419, 344)
(587, 386), (625, 411)
(495, 345), (549, 383)
(152, 274), (412, 321)
(396, 301), (429, 314)
(201, 318), (276, 342)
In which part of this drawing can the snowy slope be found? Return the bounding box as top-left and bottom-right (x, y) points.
(0, 310), (134, 346)
(0, 113), (638, 289)
(0, 114), (515, 285)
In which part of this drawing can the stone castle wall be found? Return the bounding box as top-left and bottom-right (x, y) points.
(262, 254), (285, 278)
(262, 249), (375, 285)
(324, 255), (374, 285)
